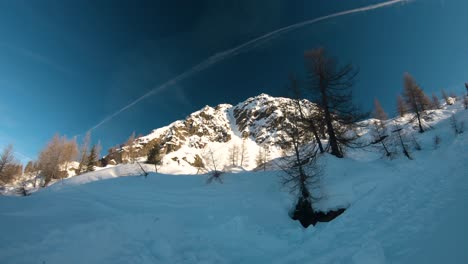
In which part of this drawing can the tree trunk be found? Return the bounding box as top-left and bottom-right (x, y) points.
(415, 111), (424, 133)
(320, 85), (342, 158)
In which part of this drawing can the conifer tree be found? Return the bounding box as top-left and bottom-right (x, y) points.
(278, 99), (322, 228)
(304, 48), (366, 158)
(402, 73), (431, 133)
(86, 145), (98, 172)
(147, 144), (162, 172)
(431, 93), (441, 109)
(373, 98), (388, 121)
(396, 95), (407, 117)
(371, 98), (391, 157)
(289, 75), (324, 153)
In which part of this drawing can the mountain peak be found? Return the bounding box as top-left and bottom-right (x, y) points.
(107, 93), (317, 174)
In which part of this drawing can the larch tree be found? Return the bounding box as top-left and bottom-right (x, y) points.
(396, 95), (407, 117)
(402, 73), (431, 133)
(289, 75), (324, 153)
(304, 48), (366, 158)
(391, 123), (412, 160)
(278, 99), (322, 228)
(431, 93), (441, 109)
(373, 98), (388, 121)
(371, 99), (391, 157)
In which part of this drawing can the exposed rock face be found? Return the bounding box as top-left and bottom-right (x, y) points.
(138, 104), (233, 154)
(232, 93), (317, 146)
(107, 93), (319, 171)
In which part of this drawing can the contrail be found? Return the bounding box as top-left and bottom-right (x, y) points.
(89, 0), (410, 132)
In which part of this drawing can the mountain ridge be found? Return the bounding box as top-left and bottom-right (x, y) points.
(103, 93), (318, 174)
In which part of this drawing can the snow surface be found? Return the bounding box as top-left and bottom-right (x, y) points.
(0, 101), (467, 263)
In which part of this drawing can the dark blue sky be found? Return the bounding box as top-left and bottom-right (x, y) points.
(0, 0), (467, 162)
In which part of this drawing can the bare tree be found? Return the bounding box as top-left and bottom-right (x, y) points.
(202, 148), (223, 183)
(304, 48), (366, 158)
(370, 100), (391, 157)
(431, 93), (441, 109)
(239, 134), (249, 167)
(391, 124), (412, 160)
(0, 144), (21, 184)
(277, 99), (323, 228)
(397, 95), (407, 117)
(289, 75), (324, 153)
(255, 145), (270, 171)
(125, 132), (137, 163)
(62, 138), (78, 177)
(373, 98), (388, 121)
(228, 144), (240, 166)
(37, 134), (77, 186)
(402, 73), (431, 133)
(0, 145), (15, 179)
(77, 132), (91, 175)
(464, 95), (468, 110)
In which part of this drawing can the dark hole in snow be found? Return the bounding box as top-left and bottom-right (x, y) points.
(291, 200), (346, 228)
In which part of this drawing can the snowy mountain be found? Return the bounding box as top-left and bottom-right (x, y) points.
(106, 93), (317, 174)
(0, 98), (466, 263)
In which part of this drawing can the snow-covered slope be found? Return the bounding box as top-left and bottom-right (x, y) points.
(0, 99), (467, 263)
